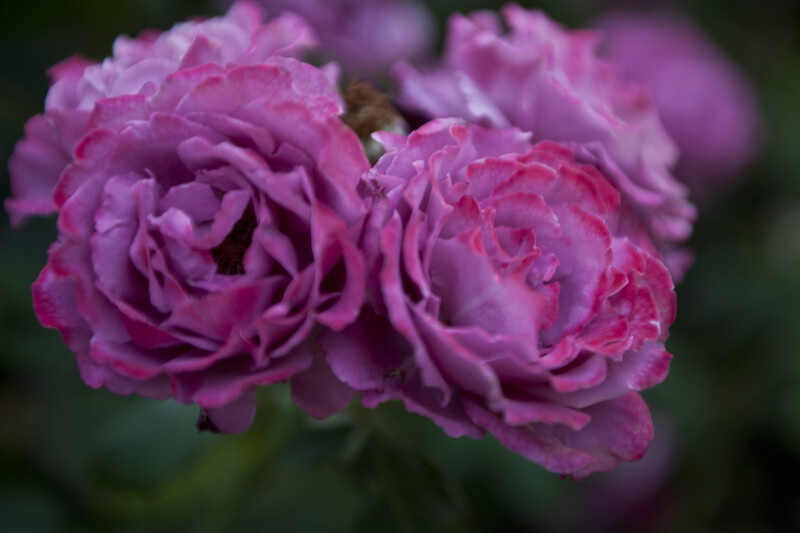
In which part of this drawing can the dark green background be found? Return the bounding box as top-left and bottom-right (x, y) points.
(2, 0), (799, 531)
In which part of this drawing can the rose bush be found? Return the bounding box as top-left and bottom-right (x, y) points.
(8, 1), (684, 476)
(318, 119), (675, 477)
(25, 6), (369, 433)
(395, 4), (696, 280)
(597, 10), (761, 197)
(6, 1), (316, 226)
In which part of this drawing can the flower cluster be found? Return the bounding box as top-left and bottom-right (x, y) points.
(6, 1), (757, 476)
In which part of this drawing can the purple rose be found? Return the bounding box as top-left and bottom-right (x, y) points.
(221, 0), (436, 77)
(6, 1), (316, 226)
(26, 16), (370, 432)
(597, 10), (762, 197)
(319, 119), (675, 477)
(395, 4), (696, 281)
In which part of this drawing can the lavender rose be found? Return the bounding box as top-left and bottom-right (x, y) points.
(220, 0), (436, 77)
(395, 3), (696, 281)
(320, 119), (675, 477)
(25, 11), (369, 432)
(597, 10), (762, 197)
(6, 1), (316, 226)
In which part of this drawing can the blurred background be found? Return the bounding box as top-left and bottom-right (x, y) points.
(1, 0), (799, 531)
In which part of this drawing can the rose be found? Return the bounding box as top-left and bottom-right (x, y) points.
(394, 3), (696, 281)
(597, 10), (762, 198)
(27, 23), (370, 431)
(220, 0), (436, 77)
(6, 1), (316, 226)
(320, 119), (675, 477)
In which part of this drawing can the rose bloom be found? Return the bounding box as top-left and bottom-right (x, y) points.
(318, 119), (675, 477)
(6, 1), (315, 226)
(220, 0), (436, 77)
(597, 10), (762, 197)
(19, 5), (369, 432)
(395, 3), (696, 281)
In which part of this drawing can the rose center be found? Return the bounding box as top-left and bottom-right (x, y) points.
(212, 205), (257, 276)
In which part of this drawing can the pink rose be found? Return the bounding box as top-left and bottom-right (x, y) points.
(6, 1), (316, 226)
(321, 119), (675, 477)
(395, 4), (696, 281)
(597, 10), (762, 198)
(27, 21), (369, 431)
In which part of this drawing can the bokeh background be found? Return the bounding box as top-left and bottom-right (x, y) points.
(2, 0), (799, 531)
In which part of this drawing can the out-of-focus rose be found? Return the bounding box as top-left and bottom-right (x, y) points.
(25, 9), (369, 433)
(553, 414), (677, 532)
(597, 10), (761, 197)
(6, 2), (316, 226)
(220, 0), (436, 77)
(319, 119), (675, 478)
(395, 4), (696, 281)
